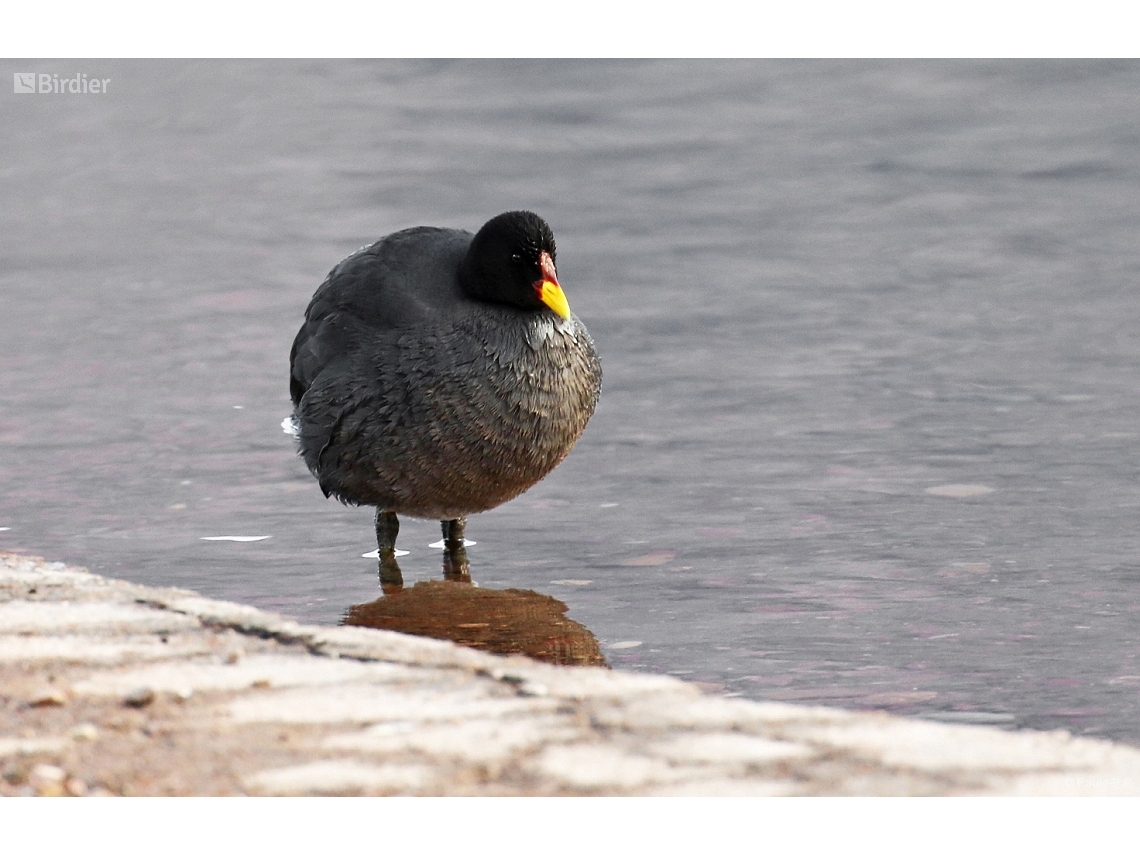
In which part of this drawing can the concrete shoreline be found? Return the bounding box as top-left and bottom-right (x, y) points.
(2, 551), (1138, 796)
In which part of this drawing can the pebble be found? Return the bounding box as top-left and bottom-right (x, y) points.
(29, 689), (69, 708)
(70, 723), (99, 742)
(123, 687), (156, 708)
(65, 779), (88, 802)
(65, 777), (88, 796)
(30, 764), (67, 796)
(2, 766), (26, 785)
(499, 674), (528, 686)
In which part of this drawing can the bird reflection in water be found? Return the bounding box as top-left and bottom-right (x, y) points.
(345, 549), (606, 668)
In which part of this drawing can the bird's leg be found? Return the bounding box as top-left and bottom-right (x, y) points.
(442, 517), (466, 550)
(441, 517), (471, 583)
(375, 509), (404, 590)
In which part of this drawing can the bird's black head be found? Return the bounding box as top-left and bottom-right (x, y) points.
(459, 211), (571, 319)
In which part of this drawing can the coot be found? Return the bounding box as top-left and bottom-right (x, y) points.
(288, 211), (602, 580)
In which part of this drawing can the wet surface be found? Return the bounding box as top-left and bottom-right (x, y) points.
(345, 578), (606, 667)
(2, 60), (1140, 743)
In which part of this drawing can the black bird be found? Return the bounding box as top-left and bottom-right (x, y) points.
(288, 211), (602, 583)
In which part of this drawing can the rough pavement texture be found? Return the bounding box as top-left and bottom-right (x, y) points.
(2, 552), (1139, 796)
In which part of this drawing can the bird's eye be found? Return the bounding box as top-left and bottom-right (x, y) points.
(510, 252), (522, 263)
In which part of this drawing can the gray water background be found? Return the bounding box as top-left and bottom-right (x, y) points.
(3, 60), (1139, 742)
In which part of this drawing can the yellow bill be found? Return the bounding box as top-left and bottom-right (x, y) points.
(536, 250), (572, 319)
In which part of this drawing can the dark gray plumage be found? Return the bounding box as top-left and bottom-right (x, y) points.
(288, 211), (601, 577)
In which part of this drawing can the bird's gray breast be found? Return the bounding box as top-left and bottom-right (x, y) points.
(417, 310), (599, 443)
(301, 303), (601, 519)
(380, 309), (600, 517)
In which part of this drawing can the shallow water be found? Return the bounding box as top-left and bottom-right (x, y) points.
(3, 59), (1140, 742)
